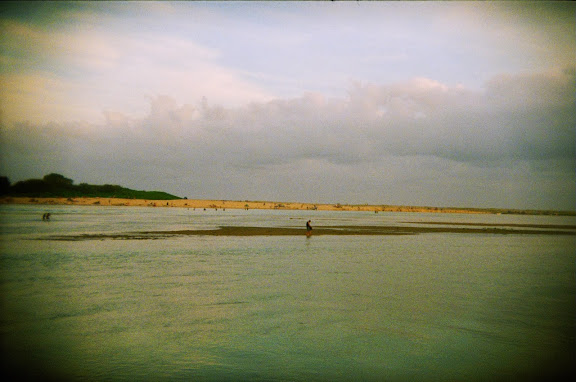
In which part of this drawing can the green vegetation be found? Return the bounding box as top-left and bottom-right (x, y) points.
(0, 173), (181, 200)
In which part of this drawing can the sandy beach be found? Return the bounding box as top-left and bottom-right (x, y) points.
(1, 196), (571, 216)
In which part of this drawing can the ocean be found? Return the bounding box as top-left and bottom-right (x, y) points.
(1, 204), (574, 381)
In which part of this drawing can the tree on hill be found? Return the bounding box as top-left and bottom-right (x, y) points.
(43, 173), (73, 186)
(10, 178), (50, 194)
(0, 176), (10, 195)
(1, 173), (181, 200)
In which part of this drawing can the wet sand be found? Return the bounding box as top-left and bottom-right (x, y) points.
(405, 221), (576, 230)
(41, 223), (576, 241)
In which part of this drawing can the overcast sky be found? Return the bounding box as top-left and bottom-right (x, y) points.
(1, 1), (574, 210)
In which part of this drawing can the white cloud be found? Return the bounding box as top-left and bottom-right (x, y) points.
(0, 18), (273, 125)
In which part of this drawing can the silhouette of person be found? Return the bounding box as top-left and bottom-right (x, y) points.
(306, 220), (312, 236)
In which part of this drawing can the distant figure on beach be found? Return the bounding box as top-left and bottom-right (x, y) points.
(306, 220), (312, 236)
(42, 213), (51, 221)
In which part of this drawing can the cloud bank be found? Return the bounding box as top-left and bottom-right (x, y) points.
(1, 2), (574, 210)
(1, 68), (574, 210)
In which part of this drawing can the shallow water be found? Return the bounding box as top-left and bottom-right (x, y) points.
(1, 205), (575, 381)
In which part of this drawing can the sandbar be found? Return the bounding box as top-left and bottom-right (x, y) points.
(40, 224), (576, 241)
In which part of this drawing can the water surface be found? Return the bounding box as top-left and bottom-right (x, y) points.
(1, 205), (574, 381)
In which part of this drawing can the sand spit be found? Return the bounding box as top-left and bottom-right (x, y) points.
(39, 224), (576, 241)
(1, 196), (574, 216)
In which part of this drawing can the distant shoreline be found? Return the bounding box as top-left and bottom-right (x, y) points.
(1, 196), (574, 216)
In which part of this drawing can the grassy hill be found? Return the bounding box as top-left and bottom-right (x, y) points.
(0, 173), (181, 200)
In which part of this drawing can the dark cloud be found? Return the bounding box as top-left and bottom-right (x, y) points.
(1, 69), (574, 209)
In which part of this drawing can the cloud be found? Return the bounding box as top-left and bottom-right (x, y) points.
(191, 67), (574, 167)
(1, 68), (574, 209)
(1, 2), (574, 210)
(0, 17), (273, 125)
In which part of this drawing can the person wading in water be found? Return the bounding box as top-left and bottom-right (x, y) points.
(306, 220), (312, 237)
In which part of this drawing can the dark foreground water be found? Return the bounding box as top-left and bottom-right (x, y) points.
(1, 205), (575, 381)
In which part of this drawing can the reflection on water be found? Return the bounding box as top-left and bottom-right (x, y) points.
(1, 205), (575, 381)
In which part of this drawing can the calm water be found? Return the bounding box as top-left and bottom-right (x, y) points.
(1, 205), (575, 381)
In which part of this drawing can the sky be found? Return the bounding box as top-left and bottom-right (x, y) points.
(0, 1), (574, 210)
